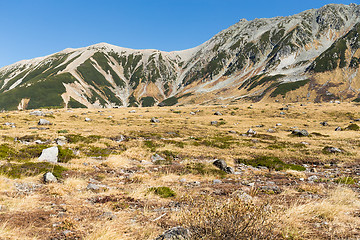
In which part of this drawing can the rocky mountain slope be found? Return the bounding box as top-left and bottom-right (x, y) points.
(0, 3), (359, 110)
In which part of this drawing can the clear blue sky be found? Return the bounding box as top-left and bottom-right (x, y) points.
(0, 0), (357, 68)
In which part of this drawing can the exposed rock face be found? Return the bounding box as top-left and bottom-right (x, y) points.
(0, 4), (360, 109)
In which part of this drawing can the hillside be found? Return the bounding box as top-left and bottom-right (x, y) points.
(0, 3), (359, 110)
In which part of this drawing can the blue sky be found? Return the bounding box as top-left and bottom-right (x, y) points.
(0, 0), (357, 67)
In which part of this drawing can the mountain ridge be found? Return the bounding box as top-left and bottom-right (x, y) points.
(1, 3), (360, 110)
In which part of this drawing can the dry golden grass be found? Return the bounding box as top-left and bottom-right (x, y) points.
(0, 102), (359, 239)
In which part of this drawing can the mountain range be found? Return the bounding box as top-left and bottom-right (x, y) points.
(0, 3), (360, 110)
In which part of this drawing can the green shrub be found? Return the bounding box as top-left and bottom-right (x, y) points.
(346, 123), (360, 131)
(335, 177), (357, 185)
(148, 187), (176, 198)
(185, 162), (227, 178)
(270, 79), (310, 97)
(0, 162), (67, 179)
(66, 134), (102, 143)
(58, 146), (76, 163)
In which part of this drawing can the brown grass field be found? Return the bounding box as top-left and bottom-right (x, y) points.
(0, 102), (359, 239)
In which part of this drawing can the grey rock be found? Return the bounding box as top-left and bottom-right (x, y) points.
(210, 121), (218, 125)
(320, 121), (328, 126)
(335, 126), (342, 131)
(155, 227), (191, 240)
(43, 172), (57, 183)
(30, 110), (45, 116)
(151, 154), (165, 163)
(38, 146), (58, 163)
(151, 117), (160, 123)
(85, 117), (92, 122)
(55, 136), (67, 146)
(292, 129), (309, 137)
(267, 128), (275, 133)
(214, 111), (222, 116)
(276, 123), (282, 126)
(87, 183), (100, 191)
(247, 128), (256, 135)
(128, 110), (136, 113)
(190, 112), (196, 115)
(308, 175), (318, 181)
(38, 119), (51, 125)
(324, 146), (342, 153)
(213, 159), (234, 174)
(213, 179), (222, 184)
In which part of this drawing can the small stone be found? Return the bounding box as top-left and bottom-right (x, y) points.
(276, 123), (282, 126)
(320, 121), (328, 126)
(155, 226), (191, 240)
(150, 117), (160, 123)
(210, 121), (218, 125)
(179, 178), (187, 183)
(85, 118), (92, 122)
(43, 172), (57, 183)
(30, 110), (45, 116)
(214, 111), (222, 116)
(129, 110), (136, 113)
(38, 119), (51, 125)
(190, 112), (196, 115)
(335, 126), (342, 131)
(247, 128), (256, 135)
(87, 183), (100, 191)
(151, 154), (165, 163)
(267, 128), (275, 133)
(213, 179), (222, 184)
(308, 175), (318, 181)
(291, 129), (309, 137)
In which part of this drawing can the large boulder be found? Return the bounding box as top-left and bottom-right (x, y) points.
(38, 146), (58, 163)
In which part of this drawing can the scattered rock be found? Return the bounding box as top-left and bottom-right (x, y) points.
(267, 128), (275, 133)
(55, 136), (67, 146)
(129, 110), (136, 113)
(276, 123), (282, 126)
(87, 183), (100, 191)
(324, 146), (342, 153)
(291, 129), (309, 137)
(151, 117), (160, 123)
(97, 212), (117, 220)
(213, 159), (234, 174)
(213, 179), (222, 184)
(84, 118), (92, 122)
(214, 111), (222, 116)
(320, 121), (328, 126)
(210, 121), (218, 125)
(190, 112), (196, 115)
(30, 110), (45, 116)
(151, 154), (165, 163)
(38, 146), (58, 163)
(155, 226), (191, 240)
(38, 119), (51, 125)
(43, 172), (57, 183)
(335, 127), (342, 131)
(247, 128), (256, 135)
(232, 190), (253, 202)
(308, 175), (318, 182)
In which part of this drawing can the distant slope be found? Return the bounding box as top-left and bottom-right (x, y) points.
(0, 3), (359, 110)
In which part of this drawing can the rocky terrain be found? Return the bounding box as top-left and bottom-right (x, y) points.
(0, 102), (359, 239)
(0, 4), (360, 110)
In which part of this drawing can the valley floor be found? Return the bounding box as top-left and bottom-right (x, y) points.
(0, 102), (359, 239)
